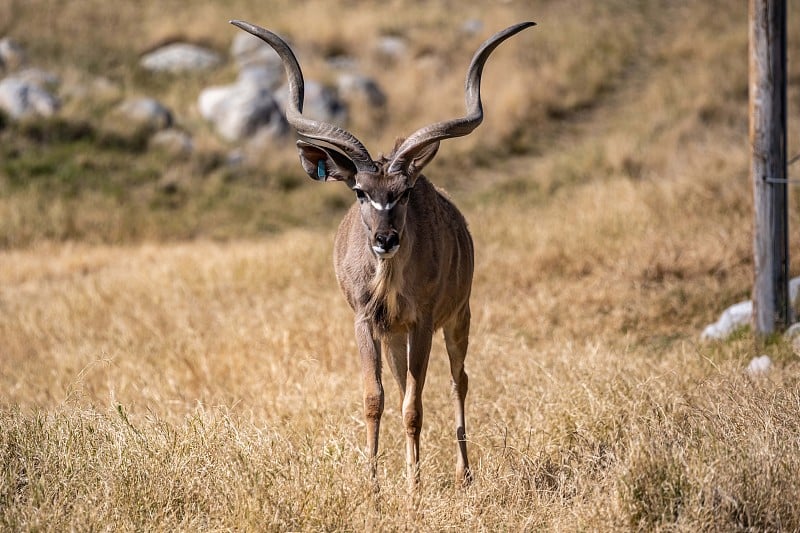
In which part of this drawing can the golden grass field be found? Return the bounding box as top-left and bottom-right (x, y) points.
(2, 0), (800, 530)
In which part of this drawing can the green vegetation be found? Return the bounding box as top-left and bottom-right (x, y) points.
(0, 117), (352, 246)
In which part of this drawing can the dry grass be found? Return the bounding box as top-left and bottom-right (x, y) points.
(2, 209), (800, 530)
(3, 0), (800, 530)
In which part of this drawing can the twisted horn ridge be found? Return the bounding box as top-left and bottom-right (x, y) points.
(230, 20), (377, 172)
(388, 21), (535, 174)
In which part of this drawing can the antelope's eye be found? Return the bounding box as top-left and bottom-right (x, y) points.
(355, 189), (366, 202)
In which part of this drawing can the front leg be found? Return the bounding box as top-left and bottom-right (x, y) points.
(403, 322), (433, 492)
(355, 318), (384, 486)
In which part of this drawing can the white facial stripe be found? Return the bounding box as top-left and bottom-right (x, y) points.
(369, 198), (398, 211)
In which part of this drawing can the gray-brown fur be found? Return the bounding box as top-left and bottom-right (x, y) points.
(334, 156), (474, 335)
(231, 18), (535, 492)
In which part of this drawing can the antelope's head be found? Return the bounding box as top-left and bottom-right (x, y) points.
(295, 139), (440, 259)
(230, 20), (535, 260)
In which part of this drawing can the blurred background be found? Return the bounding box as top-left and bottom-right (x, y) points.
(3, 0), (795, 249)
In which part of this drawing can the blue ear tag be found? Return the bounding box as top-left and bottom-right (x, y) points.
(317, 160), (326, 179)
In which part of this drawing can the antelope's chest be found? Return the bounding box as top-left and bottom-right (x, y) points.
(371, 285), (417, 334)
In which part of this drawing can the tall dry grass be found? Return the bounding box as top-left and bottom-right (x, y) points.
(3, 0), (800, 530)
(2, 199), (799, 529)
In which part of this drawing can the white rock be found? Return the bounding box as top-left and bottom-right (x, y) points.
(237, 64), (283, 91)
(231, 32), (285, 71)
(12, 67), (59, 88)
(198, 85), (230, 119)
(274, 80), (347, 126)
(326, 55), (359, 71)
(114, 98), (172, 131)
(0, 76), (59, 118)
(0, 37), (27, 71)
(790, 277), (800, 302)
(198, 82), (287, 141)
(784, 323), (800, 339)
(701, 277), (800, 341)
(461, 19), (484, 36)
(746, 355), (772, 376)
(140, 43), (221, 73)
(700, 300), (752, 340)
(336, 73), (386, 108)
(149, 128), (193, 156)
(790, 277), (800, 322)
(786, 323), (800, 355)
(375, 36), (408, 60)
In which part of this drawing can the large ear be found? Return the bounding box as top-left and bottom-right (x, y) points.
(394, 141), (440, 182)
(297, 140), (357, 187)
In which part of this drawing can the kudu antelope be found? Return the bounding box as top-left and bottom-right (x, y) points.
(231, 19), (535, 490)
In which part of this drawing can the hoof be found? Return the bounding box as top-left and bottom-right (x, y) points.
(457, 467), (474, 489)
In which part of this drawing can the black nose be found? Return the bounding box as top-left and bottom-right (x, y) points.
(375, 233), (399, 250)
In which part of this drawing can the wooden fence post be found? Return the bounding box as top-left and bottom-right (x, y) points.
(750, 0), (789, 334)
